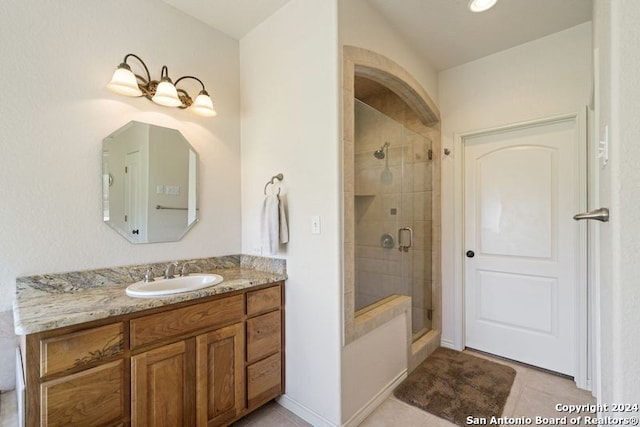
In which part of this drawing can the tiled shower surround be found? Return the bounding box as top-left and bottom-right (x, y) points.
(354, 90), (439, 338)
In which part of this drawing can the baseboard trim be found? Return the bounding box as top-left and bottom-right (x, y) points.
(440, 338), (456, 350)
(277, 394), (339, 427)
(342, 369), (408, 427)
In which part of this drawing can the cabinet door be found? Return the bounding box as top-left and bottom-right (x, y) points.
(40, 360), (124, 427)
(131, 340), (194, 427)
(196, 323), (245, 427)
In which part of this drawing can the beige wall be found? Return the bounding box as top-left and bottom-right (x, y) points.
(338, 0), (441, 424)
(593, 0), (640, 406)
(0, 0), (241, 390)
(240, 0), (342, 425)
(338, 0), (438, 103)
(341, 314), (407, 421)
(438, 22), (593, 348)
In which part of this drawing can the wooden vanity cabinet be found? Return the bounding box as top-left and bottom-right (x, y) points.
(22, 282), (284, 427)
(130, 295), (246, 427)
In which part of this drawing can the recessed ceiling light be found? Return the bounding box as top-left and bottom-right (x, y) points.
(468, 0), (498, 13)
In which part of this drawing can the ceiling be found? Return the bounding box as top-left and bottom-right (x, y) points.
(368, 0), (592, 70)
(162, 0), (291, 39)
(163, 0), (592, 71)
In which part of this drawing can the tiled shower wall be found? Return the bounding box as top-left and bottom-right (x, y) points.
(354, 97), (437, 336)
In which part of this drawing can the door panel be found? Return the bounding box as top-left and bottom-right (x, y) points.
(131, 340), (193, 427)
(476, 271), (556, 334)
(196, 323), (244, 427)
(464, 118), (579, 375)
(478, 146), (554, 259)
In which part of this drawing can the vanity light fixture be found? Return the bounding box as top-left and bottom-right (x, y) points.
(468, 0), (498, 13)
(107, 53), (217, 117)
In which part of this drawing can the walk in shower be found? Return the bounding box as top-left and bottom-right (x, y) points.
(354, 98), (434, 340)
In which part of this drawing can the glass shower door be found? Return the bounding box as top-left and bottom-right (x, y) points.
(354, 99), (433, 340)
(354, 100), (405, 311)
(401, 127), (433, 340)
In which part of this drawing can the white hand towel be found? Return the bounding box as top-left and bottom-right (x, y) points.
(261, 194), (279, 255)
(261, 194), (289, 255)
(279, 195), (289, 245)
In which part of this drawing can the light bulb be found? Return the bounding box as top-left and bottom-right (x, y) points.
(468, 0), (497, 13)
(107, 65), (142, 97)
(190, 91), (217, 117)
(152, 79), (182, 107)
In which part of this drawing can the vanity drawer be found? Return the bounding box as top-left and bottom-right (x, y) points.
(246, 285), (281, 316)
(130, 294), (244, 349)
(40, 359), (125, 426)
(247, 352), (282, 409)
(246, 311), (281, 363)
(40, 323), (124, 377)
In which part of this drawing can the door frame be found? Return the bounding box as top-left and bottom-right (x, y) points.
(451, 111), (589, 389)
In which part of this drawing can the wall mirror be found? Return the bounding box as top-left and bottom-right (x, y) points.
(102, 121), (199, 243)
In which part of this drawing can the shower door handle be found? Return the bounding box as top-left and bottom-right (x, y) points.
(398, 227), (413, 252)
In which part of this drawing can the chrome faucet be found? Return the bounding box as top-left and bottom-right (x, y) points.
(143, 267), (155, 283)
(164, 263), (176, 279)
(180, 263), (190, 277)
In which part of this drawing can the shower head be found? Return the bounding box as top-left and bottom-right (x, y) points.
(374, 142), (390, 159)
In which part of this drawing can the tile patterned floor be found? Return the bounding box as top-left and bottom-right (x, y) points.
(0, 350), (594, 426)
(360, 350), (595, 426)
(0, 390), (17, 427)
(230, 400), (312, 427)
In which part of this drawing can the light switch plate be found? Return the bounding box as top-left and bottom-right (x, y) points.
(166, 185), (180, 195)
(599, 125), (609, 169)
(311, 216), (321, 234)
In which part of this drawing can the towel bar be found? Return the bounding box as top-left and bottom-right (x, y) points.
(156, 205), (199, 210)
(264, 173), (284, 195)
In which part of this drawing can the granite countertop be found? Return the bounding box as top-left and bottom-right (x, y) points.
(13, 255), (286, 335)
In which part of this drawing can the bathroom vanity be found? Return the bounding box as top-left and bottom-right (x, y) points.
(13, 256), (286, 427)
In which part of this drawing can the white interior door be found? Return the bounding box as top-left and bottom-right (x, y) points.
(125, 151), (142, 243)
(464, 117), (581, 376)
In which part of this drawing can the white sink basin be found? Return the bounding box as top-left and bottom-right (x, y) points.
(125, 274), (224, 298)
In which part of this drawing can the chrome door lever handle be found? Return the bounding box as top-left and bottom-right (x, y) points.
(573, 207), (609, 222)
